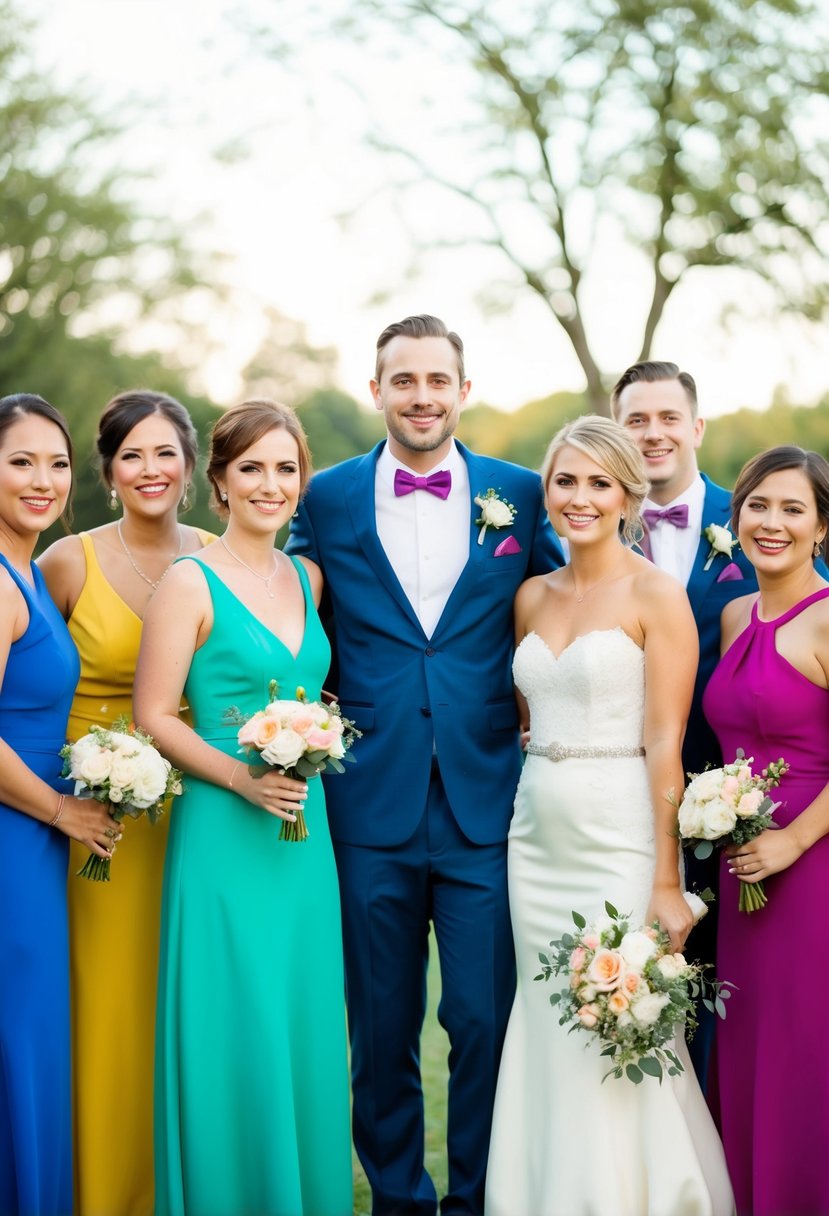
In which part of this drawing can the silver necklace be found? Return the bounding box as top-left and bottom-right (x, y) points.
(570, 560), (626, 604)
(219, 535), (279, 598)
(117, 519), (182, 590)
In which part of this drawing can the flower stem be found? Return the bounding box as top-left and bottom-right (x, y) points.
(279, 807), (309, 842)
(738, 879), (767, 913)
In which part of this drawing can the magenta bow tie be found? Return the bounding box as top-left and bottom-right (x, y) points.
(642, 504), (689, 529)
(393, 468), (452, 499)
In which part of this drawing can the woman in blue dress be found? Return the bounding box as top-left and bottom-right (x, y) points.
(0, 393), (118, 1216)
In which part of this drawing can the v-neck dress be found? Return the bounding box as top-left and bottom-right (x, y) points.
(153, 556), (352, 1216)
(65, 530), (213, 1216)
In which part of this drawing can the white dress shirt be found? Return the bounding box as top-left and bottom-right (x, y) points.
(375, 441), (470, 638)
(642, 474), (705, 587)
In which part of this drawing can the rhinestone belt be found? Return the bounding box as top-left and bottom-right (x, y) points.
(525, 741), (645, 762)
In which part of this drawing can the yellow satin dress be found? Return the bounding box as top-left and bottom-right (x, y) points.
(66, 530), (213, 1216)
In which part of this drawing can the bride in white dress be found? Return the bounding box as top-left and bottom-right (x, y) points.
(486, 417), (733, 1216)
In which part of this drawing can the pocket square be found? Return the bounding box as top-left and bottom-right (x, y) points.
(494, 535), (522, 557)
(716, 561), (743, 583)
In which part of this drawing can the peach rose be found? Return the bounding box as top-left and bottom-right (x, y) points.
(586, 948), (623, 991)
(582, 933), (600, 950)
(623, 971), (641, 995)
(252, 716), (280, 749)
(608, 990), (630, 1016)
(736, 788), (764, 818)
(577, 1003), (601, 1029)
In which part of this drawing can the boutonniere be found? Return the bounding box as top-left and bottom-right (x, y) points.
(702, 523), (737, 571)
(474, 489), (517, 545)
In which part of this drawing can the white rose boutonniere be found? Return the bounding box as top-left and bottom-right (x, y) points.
(702, 522), (736, 571)
(474, 488), (516, 545)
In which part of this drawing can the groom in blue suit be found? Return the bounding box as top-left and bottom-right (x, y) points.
(287, 314), (563, 1215)
(611, 360), (756, 1084)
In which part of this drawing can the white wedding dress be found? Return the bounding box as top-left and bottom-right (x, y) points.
(486, 630), (734, 1216)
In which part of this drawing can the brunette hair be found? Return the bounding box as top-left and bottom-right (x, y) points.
(0, 392), (74, 523)
(731, 446), (829, 562)
(541, 414), (649, 546)
(97, 390), (198, 489)
(206, 399), (312, 516)
(375, 314), (465, 383)
(610, 361), (699, 421)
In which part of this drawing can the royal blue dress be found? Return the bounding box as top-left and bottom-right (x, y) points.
(0, 555), (79, 1216)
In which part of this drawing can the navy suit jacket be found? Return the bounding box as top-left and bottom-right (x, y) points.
(683, 474), (757, 776)
(286, 441), (563, 847)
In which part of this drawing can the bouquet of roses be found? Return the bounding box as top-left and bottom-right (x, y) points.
(535, 897), (729, 1084)
(678, 750), (789, 913)
(225, 681), (361, 842)
(60, 717), (182, 881)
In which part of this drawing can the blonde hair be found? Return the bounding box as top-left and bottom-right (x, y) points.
(542, 415), (648, 546)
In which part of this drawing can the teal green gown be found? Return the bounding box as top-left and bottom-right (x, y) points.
(154, 557), (352, 1216)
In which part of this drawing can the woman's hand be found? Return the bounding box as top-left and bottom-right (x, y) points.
(645, 884), (694, 953)
(57, 796), (123, 859)
(235, 766), (307, 823)
(727, 827), (803, 882)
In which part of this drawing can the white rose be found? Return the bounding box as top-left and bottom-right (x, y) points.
(655, 953), (687, 981)
(129, 762), (168, 808)
(630, 992), (671, 1026)
(108, 752), (140, 796)
(686, 769), (723, 803)
(261, 728), (306, 769)
(706, 523), (734, 555)
(481, 497), (513, 527)
(698, 796), (738, 839)
(618, 931), (657, 970)
(677, 798), (705, 839)
(78, 749), (113, 788)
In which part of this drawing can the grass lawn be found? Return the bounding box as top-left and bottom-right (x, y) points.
(352, 928), (450, 1215)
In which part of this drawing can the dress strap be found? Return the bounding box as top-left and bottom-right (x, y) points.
(752, 585), (829, 627)
(0, 551), (36, 600)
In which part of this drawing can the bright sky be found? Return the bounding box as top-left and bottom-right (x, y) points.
(32, 0), (829, 418)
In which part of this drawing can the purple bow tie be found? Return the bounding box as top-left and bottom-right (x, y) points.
(393, 468), (452, 500)
(642, 504), (689, 529)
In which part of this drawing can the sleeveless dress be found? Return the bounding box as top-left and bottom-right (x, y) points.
(486, 629), (733, 1216)
(64, 530), (213, 1216)
(704, 587), (829, 1216)
(0, 555), (79, 1216)
(154, 556), (352, 1216)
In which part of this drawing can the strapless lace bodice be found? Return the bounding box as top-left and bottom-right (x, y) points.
(513, 628), (645, 751)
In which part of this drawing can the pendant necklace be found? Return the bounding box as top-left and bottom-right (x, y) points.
(570, 559), (626, 604)
(117, 519), (182, 590)
(219, 535), (279, 598)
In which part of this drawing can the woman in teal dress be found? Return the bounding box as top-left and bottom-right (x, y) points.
(135, 399), (352, 1216)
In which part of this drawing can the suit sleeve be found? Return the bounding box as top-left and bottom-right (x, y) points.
(528, 475), (565, 575)
(284, 494), (320, 565)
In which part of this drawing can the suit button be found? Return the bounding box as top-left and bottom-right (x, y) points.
(421, 707), (432, 717)
(425, 647), (436, 657)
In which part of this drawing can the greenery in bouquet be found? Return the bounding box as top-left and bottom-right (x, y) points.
(535, 901), (731, 1084)
(678, 749), (789, 912)
(60, 716), (182, 881)
(224, 680), (362, 842)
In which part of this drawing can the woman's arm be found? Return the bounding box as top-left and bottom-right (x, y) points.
(133, 561), (307, 823)
(640, 571), (699, 950)
(0, 568), (115, 856)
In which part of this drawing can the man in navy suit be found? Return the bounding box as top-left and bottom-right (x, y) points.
(287, 315), (563, 1215)
(611, 360), (756, 1084)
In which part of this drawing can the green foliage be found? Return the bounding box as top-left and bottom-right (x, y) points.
(297, 388), (384, 471)
(0, 0), (222, 539)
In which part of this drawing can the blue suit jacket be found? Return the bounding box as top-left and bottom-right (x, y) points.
(286, 441), (564, 847)
(683, 474), (757, 776)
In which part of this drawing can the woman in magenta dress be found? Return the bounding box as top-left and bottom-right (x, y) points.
(704, 445), (829, 1216)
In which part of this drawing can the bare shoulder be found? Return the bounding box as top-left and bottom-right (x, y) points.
(294, 555), (323, 604)
(37, 533), (87, 615)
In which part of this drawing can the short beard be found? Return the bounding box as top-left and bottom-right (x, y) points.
(386, 414), (455, 454)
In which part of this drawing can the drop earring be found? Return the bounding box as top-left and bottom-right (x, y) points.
(182, 482), (191, 510)
(108, 487), (119, 512)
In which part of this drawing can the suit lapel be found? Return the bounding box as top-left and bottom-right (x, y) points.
(686, 476), (733, 595)
(344, 443), (425, 635)
(431, 446), (502, 639)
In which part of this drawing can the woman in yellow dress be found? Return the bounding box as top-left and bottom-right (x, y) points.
(39, 390), (215, 1216)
